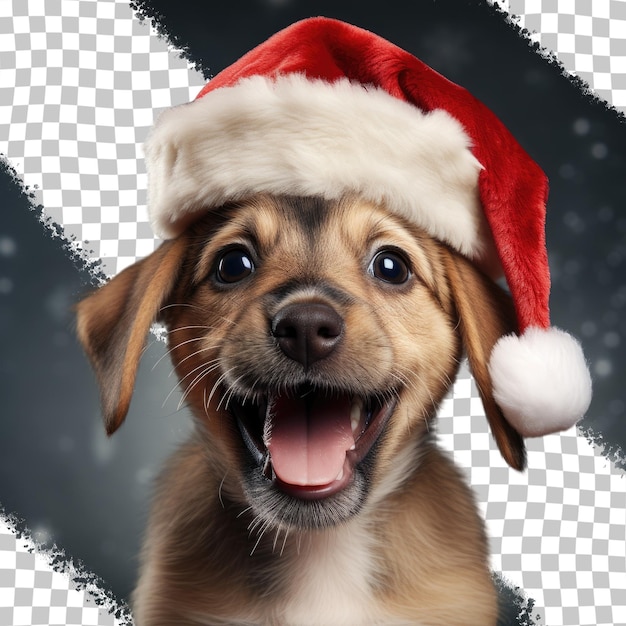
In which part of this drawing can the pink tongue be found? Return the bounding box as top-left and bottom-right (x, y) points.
(266, 393), (355, 487)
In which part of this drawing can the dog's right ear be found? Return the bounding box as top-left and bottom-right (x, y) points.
(76, 236), (188, 435)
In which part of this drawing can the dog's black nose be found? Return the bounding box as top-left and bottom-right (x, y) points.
(272, 302), (344, 368)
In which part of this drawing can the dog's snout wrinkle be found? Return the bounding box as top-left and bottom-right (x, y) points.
(272, 302), (343, 368)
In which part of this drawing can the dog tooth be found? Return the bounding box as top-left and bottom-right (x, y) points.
(350, 400), (362, 435)
(335, 466), (344, 481)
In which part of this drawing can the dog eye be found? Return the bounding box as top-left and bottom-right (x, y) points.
(216, 248), (255, 283)
(369, 250), (410, 284)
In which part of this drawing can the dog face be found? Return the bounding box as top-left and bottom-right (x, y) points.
(77, 194), (525, 533)
(166, 195), (463, 530)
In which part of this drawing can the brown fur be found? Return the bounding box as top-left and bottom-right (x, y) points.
(76, 195), (524, 625)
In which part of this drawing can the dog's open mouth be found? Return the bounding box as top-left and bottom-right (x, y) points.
(231, 385), (396, 501)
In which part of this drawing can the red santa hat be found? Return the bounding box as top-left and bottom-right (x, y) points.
(144, 17), (592, 438)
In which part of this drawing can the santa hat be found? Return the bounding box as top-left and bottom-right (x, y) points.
(144, 17), (592, 438)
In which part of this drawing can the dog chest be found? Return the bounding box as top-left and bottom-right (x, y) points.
(278, 521), (380, 625)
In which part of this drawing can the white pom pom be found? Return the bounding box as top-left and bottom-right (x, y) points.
(488, 327), (592, 438)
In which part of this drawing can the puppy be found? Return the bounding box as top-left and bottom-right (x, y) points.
(77, 194), (525, 626)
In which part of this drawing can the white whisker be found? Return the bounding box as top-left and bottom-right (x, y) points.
(237, 506), (253, 520)
(279, 526), (290, 556)
(218, 473), (227, 509)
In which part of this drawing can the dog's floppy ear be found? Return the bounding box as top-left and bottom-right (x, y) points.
(441, 247), (527, 471)
(76, 236), (188, 435)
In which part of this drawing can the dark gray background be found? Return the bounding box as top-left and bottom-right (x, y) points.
(1, 0), (624, 620)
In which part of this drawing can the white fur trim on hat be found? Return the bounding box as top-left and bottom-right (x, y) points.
(144, 74), (486, 260)
(488, 326), (592, 438)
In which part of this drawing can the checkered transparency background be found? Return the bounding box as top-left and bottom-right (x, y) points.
(0, 0), (205, 278)
(0, 1), (625, 625)
(494, 0), (626, 110)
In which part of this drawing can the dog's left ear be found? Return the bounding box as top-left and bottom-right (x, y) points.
(76, 236), (188, 435)
(441, 247), (527, 471)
